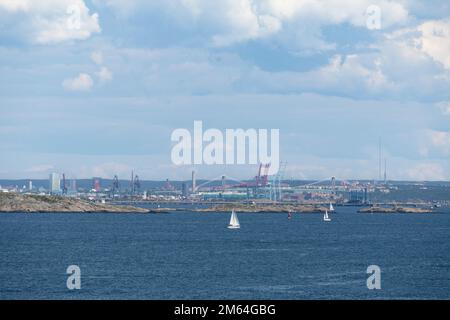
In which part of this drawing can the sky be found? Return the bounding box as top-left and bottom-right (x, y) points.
(0, 0), (449, 181)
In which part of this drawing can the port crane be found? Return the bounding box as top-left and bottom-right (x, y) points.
(110, 175), (120, 197)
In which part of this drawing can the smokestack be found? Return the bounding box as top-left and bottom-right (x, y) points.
(192, 170), (196, 192)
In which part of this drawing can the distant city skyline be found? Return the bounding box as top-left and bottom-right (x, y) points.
(1, 1), (449, 181)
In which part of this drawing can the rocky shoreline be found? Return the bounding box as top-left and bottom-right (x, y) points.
(1, 193), (435, 214)
(192, 203), (328, 213)
(358, 206), (433, 213)
(0, 193), (157, 213)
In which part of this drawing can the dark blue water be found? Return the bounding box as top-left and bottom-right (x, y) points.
(1, 207), (449, 299)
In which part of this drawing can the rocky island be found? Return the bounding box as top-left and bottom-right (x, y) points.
(193, 203), (328, 213)
(0, 192), (156, 213)
(358, 206), (433, 213)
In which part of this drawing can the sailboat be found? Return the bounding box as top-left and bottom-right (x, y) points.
(228, 209), (240, 229)
(323, 210), (331, 222)
(329, 202), (335, 212)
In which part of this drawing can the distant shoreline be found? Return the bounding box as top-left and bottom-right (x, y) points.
(0, 193), (437, 215)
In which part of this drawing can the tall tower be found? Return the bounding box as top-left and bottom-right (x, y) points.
(62, 174), (68, 195)
(378, 137), (382, 182)
(133, 175), (141, 193)
(130, 170), (134, 195)
(331, 176), (336, 196)
(112, 175), (119, 194)
(192, 170), (196, 193)
(182, 182), (187, 197)
(49, 173), (61, 194)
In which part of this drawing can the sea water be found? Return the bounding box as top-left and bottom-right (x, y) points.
(0, 206), (449, 299)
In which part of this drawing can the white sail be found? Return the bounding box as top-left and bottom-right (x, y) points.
(329, 202), (334, 211)
(323, 210), (331, 222)
(233, 212), (240, 226)
(228, 209), (240, 229)
(229, 210), (235, 225)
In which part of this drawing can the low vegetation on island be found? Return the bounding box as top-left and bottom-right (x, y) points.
(0, 192), (152, 213)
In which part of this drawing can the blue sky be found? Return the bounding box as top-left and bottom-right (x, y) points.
(0, 0), (449, 181)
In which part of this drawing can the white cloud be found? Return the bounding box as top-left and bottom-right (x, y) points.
(100, 41), (447, 100)
(259, 0), (408, 27)
(406, 163), (447, 181)
(437, 102), (450, 115)
(26, 164), (54, 173)
(330, 22), (450, 100)
(429, 130), (450, 154)
(92, 0), (144, 17)
(234, 52), (393, 97)
(0, 0), (29, 11)
(0, 0), (101, 43)
(416, 19), (450, 69)
(201, 0), (409, 48)
(2, 1), (448, 102)
(62, 73), (93, 91)
(92, 0), (409, 49)
(209, 0), (282, 46)
(386, 18), (450, 70)
(90, 51), (103, 65)
(309, 54), (391, 93)
(96, 66), (113, 82)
